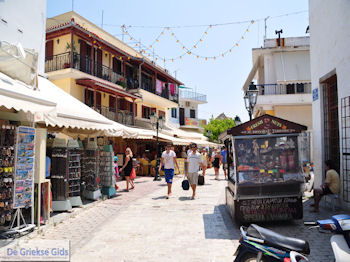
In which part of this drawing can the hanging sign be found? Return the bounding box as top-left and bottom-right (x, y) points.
(13, 126), (36, 209)
(312, 88), (319, 101)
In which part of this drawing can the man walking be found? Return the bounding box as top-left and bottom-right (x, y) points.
(160, 144), (179, 199)
(187, 143), (205, 200)
(221, 146), (228, 180)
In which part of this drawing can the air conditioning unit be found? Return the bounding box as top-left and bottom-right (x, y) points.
(185, 101), (190, 107)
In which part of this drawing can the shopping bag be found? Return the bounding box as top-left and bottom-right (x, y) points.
(182, 179), (190, 190)
(198, 175), (205, 185)
(130, 168), (136, 179)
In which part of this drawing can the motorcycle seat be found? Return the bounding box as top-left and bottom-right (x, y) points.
(247, 224), (310, 255)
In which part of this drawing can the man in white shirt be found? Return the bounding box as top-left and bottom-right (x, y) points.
(160, 144), (179, 199)
(187, 143), (205, 200)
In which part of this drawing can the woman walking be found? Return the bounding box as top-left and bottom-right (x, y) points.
(119, 147), (134, 192)
(212, 150), (222, 180)
(201, 148), (208, 176)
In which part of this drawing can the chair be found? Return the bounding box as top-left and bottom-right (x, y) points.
(323, 194), (340, 212)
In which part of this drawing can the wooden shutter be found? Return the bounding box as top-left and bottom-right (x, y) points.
(96, 92), (101, 109)
(80, 41), (87, 72)
(109, 96), (116, 111)
(45, 40), (54, 59)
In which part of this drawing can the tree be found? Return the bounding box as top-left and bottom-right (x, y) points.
(203, 117), (236, 142)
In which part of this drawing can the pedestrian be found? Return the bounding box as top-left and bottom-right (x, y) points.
(311, 160), (340, 212)
(200, 148), (208, 176)
(212, 149), (222, 180)
(221, 146), (228, 180)
(119, 147), (134, 192)
(159, 143), (179, 199)
(187, 143), (205, 200)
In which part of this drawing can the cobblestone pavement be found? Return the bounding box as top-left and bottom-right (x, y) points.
(29, 169), (337, 262)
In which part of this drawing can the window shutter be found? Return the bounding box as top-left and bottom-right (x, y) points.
(45, 40), (53, 58)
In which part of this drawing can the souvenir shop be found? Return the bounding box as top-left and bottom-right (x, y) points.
(223, 114), (308, 224)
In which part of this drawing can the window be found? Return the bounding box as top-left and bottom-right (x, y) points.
(109, 96), (116, 112)
(286, 84), (295, 94)
(142, 106), (151, 119)
(171, 108), (177, 118)
(190, 109), (196, 118)
(112, 57), (122, 74)
(84, 89), (94, 108)
(296, 83), (305, 93)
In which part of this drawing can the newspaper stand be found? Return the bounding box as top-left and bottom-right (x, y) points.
(224, 115), (307, 224)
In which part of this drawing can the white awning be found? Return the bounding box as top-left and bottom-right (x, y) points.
(0, 72), (56, 115)
(163, 124), (207, 140)
(242, 56), (260, 91)
(38, 76), (116, 131)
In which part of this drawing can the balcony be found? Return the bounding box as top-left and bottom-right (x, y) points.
(179, 90), (207, 103)
(257, 83), (311, 95)
(45, 52), (128, 88)
(91, 105), (134, 126)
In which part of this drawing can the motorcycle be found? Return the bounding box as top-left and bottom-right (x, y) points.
(234, 224), (309, 262)
(305, 214), (350, 262)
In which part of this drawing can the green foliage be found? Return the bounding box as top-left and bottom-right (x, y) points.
(204, 117), (235, 142)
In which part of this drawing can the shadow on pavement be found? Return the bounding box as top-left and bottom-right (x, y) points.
(178, 196), (191, 201)
(203, 204), (240, 240)
(152, 196), (167, 200)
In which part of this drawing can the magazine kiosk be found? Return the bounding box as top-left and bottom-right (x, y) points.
(224, 115), (307, 224)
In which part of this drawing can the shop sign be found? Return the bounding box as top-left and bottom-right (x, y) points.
(185, 118), (199, 127)
(228, 115), (307, 136)
(13, 126), (35, 209)
(236, 197), (303, 222)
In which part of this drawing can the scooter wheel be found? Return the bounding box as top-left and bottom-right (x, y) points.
(235, 252), (269, 262)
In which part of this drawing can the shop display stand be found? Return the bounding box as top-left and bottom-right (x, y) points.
(81, 144), (101, 200)
(99, 145), (116, 198)
(51, 139), (72, 212)
(67, 140), (83, 207)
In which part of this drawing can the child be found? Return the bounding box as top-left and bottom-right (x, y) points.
(114, 156), (120, 190)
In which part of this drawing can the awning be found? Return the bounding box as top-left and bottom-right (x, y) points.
(163, 124), (207, 140)
(242, 56), (260, 91)
(0, 72), (57, 115)
(38, 76), (117, 131)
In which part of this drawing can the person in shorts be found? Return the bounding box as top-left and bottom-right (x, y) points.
(187, 143), (205, 200)
(221, 146), (228, 180)
(160, 144), (179, 199)
(311, 160), (340, 212)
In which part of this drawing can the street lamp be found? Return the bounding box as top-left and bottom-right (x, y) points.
(150, 112), (165, 181)
(244, 82), (259, 120)
(234, 116), (242, 125)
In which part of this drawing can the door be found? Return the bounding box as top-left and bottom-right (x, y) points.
(96, 48), (102, 78)
(109, 96), (116, 112)
(323, 75), (340, 173)
(80, 41), (87, 72)
(179, 108), (185, 125)
(96, 92), (102, 112)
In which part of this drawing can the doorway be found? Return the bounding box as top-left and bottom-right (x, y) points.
(322, 74), (340, 172)
(179, 108), (185, 125)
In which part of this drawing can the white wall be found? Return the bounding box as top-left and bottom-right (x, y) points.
(274, 105), (313, 130)
(0, 0), (47, 74)
(179, 101), (199, 119)
(309, 0), (350, 191)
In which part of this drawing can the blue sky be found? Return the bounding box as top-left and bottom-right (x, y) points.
(47, 0), (309, 122)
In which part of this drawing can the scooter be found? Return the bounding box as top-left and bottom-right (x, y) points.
(234, 224), (309, 262)
(306, 214), (350, 262)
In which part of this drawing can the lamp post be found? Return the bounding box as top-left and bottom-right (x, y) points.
(234, 116), (242, 126)
(244, 82), (259, 120)
(150, 113), (165, 181)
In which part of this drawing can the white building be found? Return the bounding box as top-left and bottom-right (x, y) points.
(243, 36), (312, 130)
(0, 0), (47, 74)
(168, 88), (207, 133)
(309, 0), (350, 207)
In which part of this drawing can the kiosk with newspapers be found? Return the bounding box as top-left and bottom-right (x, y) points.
(224, 115), (307, 224)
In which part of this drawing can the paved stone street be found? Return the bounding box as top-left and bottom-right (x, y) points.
(28, 168), (336, 262)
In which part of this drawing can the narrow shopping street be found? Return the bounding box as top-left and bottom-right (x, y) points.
(26, 168), (335, 262)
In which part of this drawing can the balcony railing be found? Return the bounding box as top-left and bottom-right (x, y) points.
(45, 52), (179, 103)
(257, 83), (312, 95)
(92, 105), (134, 126)
(179, 90), (207, 102)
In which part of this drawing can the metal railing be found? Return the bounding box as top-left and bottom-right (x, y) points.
(179, 90), (207, 102)
(45, 52), (179, 102)
(257, 83), (312, 95)
(92, 105), (134, 126)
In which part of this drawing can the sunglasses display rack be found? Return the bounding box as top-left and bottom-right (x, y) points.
(67, 139), (83, 207)
(81, 146), (101, 200)
(98, 145), (116, 198)
(0, 125), (16, 227)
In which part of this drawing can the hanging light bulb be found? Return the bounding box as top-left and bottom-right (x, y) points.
(251, 20), (255, 24)
(193, 45), (197, 48)
(171, 59), (174, 62)
(241, 36), (244, 39)
(236, 43), (239, 46)
(204, 31), (208, 34)
(171, 33), (175, 36)
(205, 57), (208, 61)
(176, 40), (179, 43)
(187, 51), (191, 54)
(196, 55), (199, 58)
(156, 39), (159, 42)
(150, 45), (152, 48)
(200, 39), (203, 42)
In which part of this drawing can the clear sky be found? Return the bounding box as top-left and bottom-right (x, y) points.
(47, 0), (309, 122)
